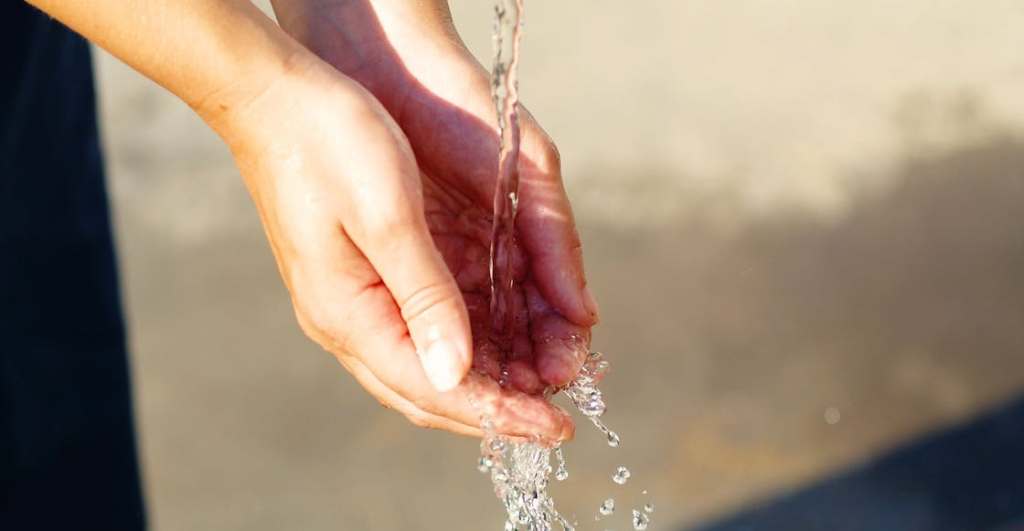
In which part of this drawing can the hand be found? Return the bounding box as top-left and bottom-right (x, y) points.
(271, 0), (600, 388)
(218, 57), (575, 442)
(27, 0), (579, 442)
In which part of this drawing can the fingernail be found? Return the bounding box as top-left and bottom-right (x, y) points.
(581, 285), (600, 322)
(420, 338), (464, 392)
(560, 410), (576, 442)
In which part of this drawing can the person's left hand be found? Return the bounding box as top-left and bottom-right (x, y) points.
(270, 0), (600, 395)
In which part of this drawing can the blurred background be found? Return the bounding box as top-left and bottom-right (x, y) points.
(94, 1), (1024, 529)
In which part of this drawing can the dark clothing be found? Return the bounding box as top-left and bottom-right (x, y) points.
(1, 3), (146, 529)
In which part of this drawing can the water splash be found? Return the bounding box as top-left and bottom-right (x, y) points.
(562, 353), (620, 449)
(480, 440), (566, 530)
(554, 446), (569, 481)
(478, 352), (619, 530)
(631, 509), (650, 530)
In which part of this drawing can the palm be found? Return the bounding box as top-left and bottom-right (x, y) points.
(289, 6), (597, 391)
(420, 171), (571, 395)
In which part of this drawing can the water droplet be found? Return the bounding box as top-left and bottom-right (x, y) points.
(504, 520), (515, 531)
(644, 502), (654, 514)
(554, 447), (569, 481)
(632, 509), (650, 530)
(478, 456), (493, 473)
(825, 407), (841, 425)
(490, 438), (507, 453)
(499, 365), (511, 387)
(599, 498), (615, 516)
(607, 430), (621, 447)
(612, 466), (631, 485)
(580, 389), (606, 417)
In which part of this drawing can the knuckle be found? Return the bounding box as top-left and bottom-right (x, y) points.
(405, 388), (436, 413)
(539, 140), (562, 173)
(569, 225), (583, 251)
(399, 279), (462, 325)
(361, 205), (423, 243)
(365, 214), (411, 241)
(293, 296), (352, 354)
(403, 409), (435, 429)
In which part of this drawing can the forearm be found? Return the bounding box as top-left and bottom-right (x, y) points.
(266, 0), (479, 115)
(270, 0), (455, 35)
(26, 0), (309, 135)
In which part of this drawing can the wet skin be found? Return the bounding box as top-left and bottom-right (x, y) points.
(267, 0), (600, 440)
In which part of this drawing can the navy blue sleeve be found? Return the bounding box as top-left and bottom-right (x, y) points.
(0, 4), (147, 529)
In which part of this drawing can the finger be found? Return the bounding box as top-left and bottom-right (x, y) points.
(338, 355), (483, 437)
(460, 370), (575, 443)
(515, 114), (599, 328)
(471, 336), (544, 395)
(344, 287), (572, 441)
(340, 164), (472, 393)
(348, 352), (570, 443)
(342, 356), (558, 445)
(507, 359), (545, 395)
(526, 282), (592, 387)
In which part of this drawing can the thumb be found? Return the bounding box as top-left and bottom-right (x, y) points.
(331, 105), (472, 393)
(347, 207), (472, 393)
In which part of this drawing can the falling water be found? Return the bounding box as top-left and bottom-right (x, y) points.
(477, 1), (652, 529)
(488, 0), (524, 353)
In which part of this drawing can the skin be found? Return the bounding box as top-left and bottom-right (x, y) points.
(26, 0), (598, 444)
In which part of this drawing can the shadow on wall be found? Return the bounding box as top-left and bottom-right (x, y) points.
(684, 394), (1024, 531)
(652, 131), (1024, 528)
(583, 126), (1024, 526)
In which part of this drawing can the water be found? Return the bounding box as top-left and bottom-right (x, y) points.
(476, 0), (652, 529)
(598, 499), (615, 516)
(554, 447), (569, 481)
(477, 2), (571, 527)
(478, 353), (615, 530)
(488, 0), (524, 353)
(631, 510), (650, 530)
(612, 466), (631, 486)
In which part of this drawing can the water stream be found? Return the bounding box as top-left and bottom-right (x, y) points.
(476, 1), (652, 529)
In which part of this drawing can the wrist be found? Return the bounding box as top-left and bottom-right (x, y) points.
(270, 0), (471, 108)
(272, 0), (455, 36)
(193, 44), (316, 143)
(204, 49), (390, 171)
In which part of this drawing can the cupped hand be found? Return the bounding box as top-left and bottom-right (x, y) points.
(218, 57), (574, 442)
(271, 0), (600, 390)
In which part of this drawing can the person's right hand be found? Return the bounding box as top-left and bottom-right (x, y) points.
(210, 55), (574, 442)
